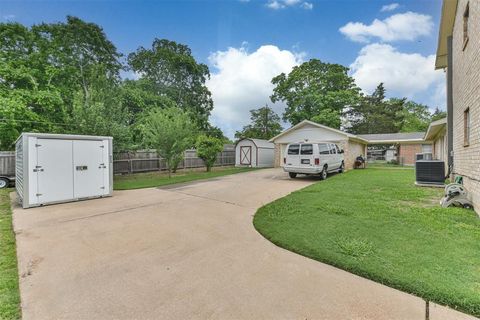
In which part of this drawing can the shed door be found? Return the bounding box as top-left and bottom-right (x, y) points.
(36, 139), (74, 204)
(73, 140), (106, 198)
(240, 146), (252, 165)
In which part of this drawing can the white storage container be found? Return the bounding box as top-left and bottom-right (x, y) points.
(15, 133), (113, 208)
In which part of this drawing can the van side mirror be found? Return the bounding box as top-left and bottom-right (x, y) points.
(340, 150), (344, 154)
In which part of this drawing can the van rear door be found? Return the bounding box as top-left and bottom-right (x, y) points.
(286, 144), (300, 167)
(299, 144), (314, 168)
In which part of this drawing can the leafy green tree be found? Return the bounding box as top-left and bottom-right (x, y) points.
(140, 107), (197, 177)
(347, 83), (404, 134)
(128, 39), (213, 129)
(431, 107), (447, 121)
(271, 59), (361, 128)
(235, 105), (282, 140)
(311, 109), (342, 129)
(0, 17), (130, 150)
(31, 16), (123, 111)
(204, 124), (230, 143)
(120, 79), (175, 125)
(398, 100), (431, 132)
(70, 80), (132, 151)
(195, 135), (224, 172)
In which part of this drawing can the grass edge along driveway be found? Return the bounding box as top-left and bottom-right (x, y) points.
(254, 168), (480, 317)
(0, 189), (21, 320)
(114, 167), (256, 190)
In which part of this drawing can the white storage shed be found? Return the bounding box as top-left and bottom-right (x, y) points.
(235, 138), (274, 168)
(15, 133), (113, 208)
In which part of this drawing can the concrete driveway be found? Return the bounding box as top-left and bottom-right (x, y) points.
(13, 169), (476, 320)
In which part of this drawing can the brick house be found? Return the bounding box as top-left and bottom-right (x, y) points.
(436, 0), (480, 212)
(358, 132), (433, 166)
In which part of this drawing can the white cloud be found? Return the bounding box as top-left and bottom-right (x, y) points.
(266, 1), (285, 10)
(207, 45), (303, 138)
(266, 0), (313, 10)
(301, 2), (313, 10)
(350, 43), (445, 108)
(284, 0), (301, 5)
(381, 3), (399, 12)
(3, 14), (16, 21)
(339, 11), (433, 43)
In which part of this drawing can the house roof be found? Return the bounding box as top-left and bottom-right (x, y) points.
(236, 138), (274, 149)
(269, 120), (368, 143)
(358, 132), (426, 144)
(424, 117), (447, 140)
(435, 0), (458, 69)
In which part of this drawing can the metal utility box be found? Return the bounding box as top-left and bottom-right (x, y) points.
(15, 133), (113, 208)
(415, 160), (445, 186)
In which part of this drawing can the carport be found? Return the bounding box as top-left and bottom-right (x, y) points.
(358, 132), (432, 165)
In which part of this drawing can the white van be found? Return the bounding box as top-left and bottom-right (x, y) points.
(283, 142), (345, 179)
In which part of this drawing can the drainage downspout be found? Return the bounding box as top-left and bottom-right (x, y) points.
(447, 35), (454, 180)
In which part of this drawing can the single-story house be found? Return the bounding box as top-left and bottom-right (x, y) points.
(235, 138), (274, 168)
(436, 0), (480, 213)
(358, 132), (433, 166)
(424, 117), (448, 171)
(269, 120), (368, 171)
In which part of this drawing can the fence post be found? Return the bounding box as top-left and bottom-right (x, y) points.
(129, 159), (133, 174)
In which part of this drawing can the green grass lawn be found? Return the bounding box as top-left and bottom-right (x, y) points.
(0, 189), (21, 320)
(114, 166), (256, 190)
(367, 161), (409, 168)
(254, 168), (480, 317)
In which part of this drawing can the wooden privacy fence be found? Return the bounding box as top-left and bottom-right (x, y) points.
(0, 145), (236, 176)
(113, 146), (235, 174)
(0, 152), (15, 176)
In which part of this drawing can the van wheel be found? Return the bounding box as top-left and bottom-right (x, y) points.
(320, 167), (327, 180)
(338, 162), (345, 173)
(0, 178), (9, 189)
(289, 172), (297, 179)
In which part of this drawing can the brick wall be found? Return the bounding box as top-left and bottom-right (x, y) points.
(398, 144), (422, 165)
(274, 144), (281, 167)
(451, 0), (480, 212)
(344, 140), (366, 170)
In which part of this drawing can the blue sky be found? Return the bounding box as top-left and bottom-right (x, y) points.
(0, 0), (445, 137)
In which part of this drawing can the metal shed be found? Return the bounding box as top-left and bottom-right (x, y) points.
(15, 133), (113, 208)
(235, 138), (274, 168)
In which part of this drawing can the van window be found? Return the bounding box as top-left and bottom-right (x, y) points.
(288, 144), (300, 155)
(318, 143), (329, 155)
(300, 144), (313, 155)
(329, 144), (337, 154)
